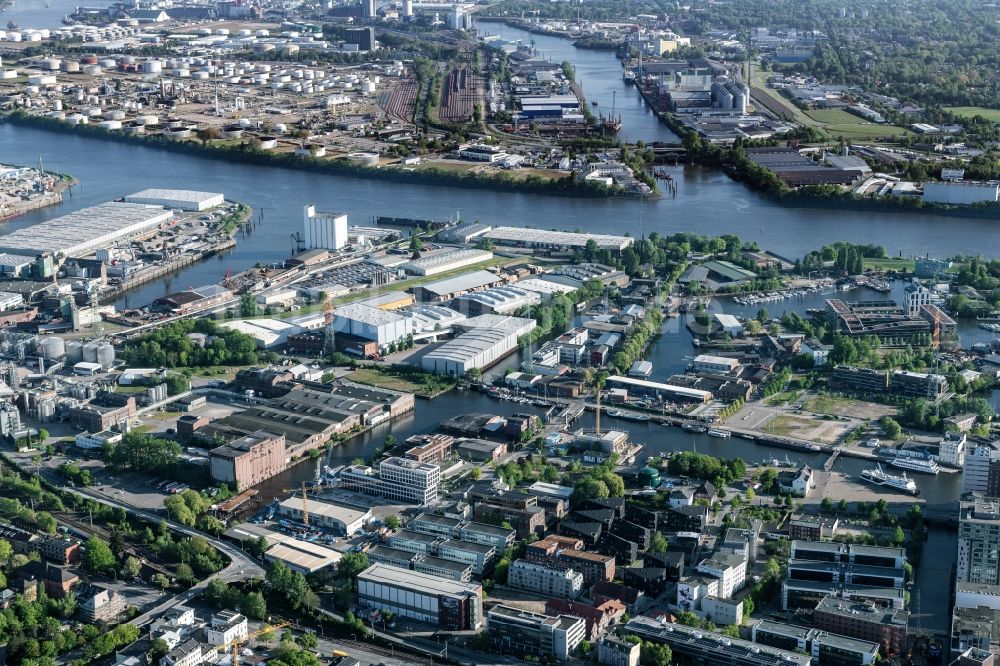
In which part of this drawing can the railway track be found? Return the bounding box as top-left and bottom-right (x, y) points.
(439, 66), (481, 123)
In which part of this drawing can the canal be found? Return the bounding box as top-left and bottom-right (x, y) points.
(477, 20), (680, 145)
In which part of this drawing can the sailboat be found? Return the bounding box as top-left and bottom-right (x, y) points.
(602, 90), (622, 132)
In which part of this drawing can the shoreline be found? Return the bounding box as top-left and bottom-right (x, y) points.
(0, 171), (78, 222)
(630, 82), (1000, 220)
(1, 112), (633, 200)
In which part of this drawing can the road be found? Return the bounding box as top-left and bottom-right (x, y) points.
(10, 448), (266, 628)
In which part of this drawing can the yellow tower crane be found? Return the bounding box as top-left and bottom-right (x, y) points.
(228, 622), (289, 666)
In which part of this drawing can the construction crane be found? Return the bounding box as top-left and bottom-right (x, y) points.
(227, 622), (289, 666)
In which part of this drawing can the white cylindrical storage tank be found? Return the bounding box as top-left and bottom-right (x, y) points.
(135, 114), (159, 125)
(97, 344), (115, 369)
(61, 61), (80, 73)
(53, 99), (62, 111)
(362, 81), (376, 94)
(104, 109), (125, 120)
(274, 123), (286, 134)
(255, 29), (270, 37)
(65, 341), (84, 363)
(143, 60), (162, 73)
(258, 136), (278, 150)
(82, 342), (99, 363)
(8, 32), (22, 42)
(191, 71), (209, 80)
(38, 337), (65, 359)
(83, 65), (102, 75)
(99, 58), (116, 68)
(65, 114), (84, 125)
(214, 28), (229, 36)
(0, 70), (16, 80)
(43, 58), (61, 70)
(238, 29), (251, 37)
(97, 120), (122, 130)
(48, 110), (65, 120)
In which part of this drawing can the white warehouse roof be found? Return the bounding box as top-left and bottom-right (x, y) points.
(484, 226), (633, 251)
(334, 302), (410, 326)
(124, 189), (225, 211)
(0, 202), (173, 257)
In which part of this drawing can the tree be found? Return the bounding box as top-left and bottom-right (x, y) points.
(176, 563), (195, 585)
(838, 498), (849, 512)
(891, 526), (906, 546)
(82, 537), (116, 575)
(149, 639), (170, 662)
(240, 293), (258, 318)
(122, 556), (141, 580)
(337, 551), (370, 581)
(384, 515), (401, 530)
(469, 466), (482, 481)
(409, 235), (424, 252)
(821, 497), (832, 512)
(37, 428), (49, 442)
(152, 573), (170, 590)
(640, 641), (672, 666)
(0, 538), (12, 565)
(241, 591), (267, 620)
(879, 416), (902, 439)
(649, 531), (668, 553)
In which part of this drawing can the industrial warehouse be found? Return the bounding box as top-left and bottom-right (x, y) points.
(0, 201), (175, 257)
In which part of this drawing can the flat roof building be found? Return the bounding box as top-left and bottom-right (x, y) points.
(605, 375), (712, 403)
(422, 328), (521, 376)
(400, 248), (494, 276)
(277, 497), (371, 535)
(209, 430), (286, 491)
(0, 201), (173, 257)
(332, 303), (412, 346)
(123, 189), (224, 211)
(483, 227), (633, 253)
(412, 270), (505, 302)
(357, 563), (483, 630)
(625, 616), (813, 666)
(487, 604), (587, 660)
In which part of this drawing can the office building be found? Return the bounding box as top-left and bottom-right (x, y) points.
(357, 563), (483, 630)
(209, 430), (286, 491)
(751, 620), (879, 666)
(507, 559), (584, 598)
(624, 616), (812, 666)
(691, 354), (741, 375)
(340, 456), (440, 504)
(941, 432), (968, 467)
(487, 605), (586, 660)
(959, 498), (1000, 585)
(696, 552), (747, 598)
(964, 445), (1000, 494)
(303, 205), (348, 250)
(812, 597), (908, 656)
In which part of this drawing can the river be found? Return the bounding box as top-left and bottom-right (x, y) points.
(0, 0), (108, 30)
(0, 21), (963, 628)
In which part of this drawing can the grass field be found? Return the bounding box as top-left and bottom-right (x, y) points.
(802, 109), (911, 139)
(862, 257), (915, 272)
(945, 106), (1000, 122)
(349, 368), (456, 398)
(801, 394), (895, 419)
